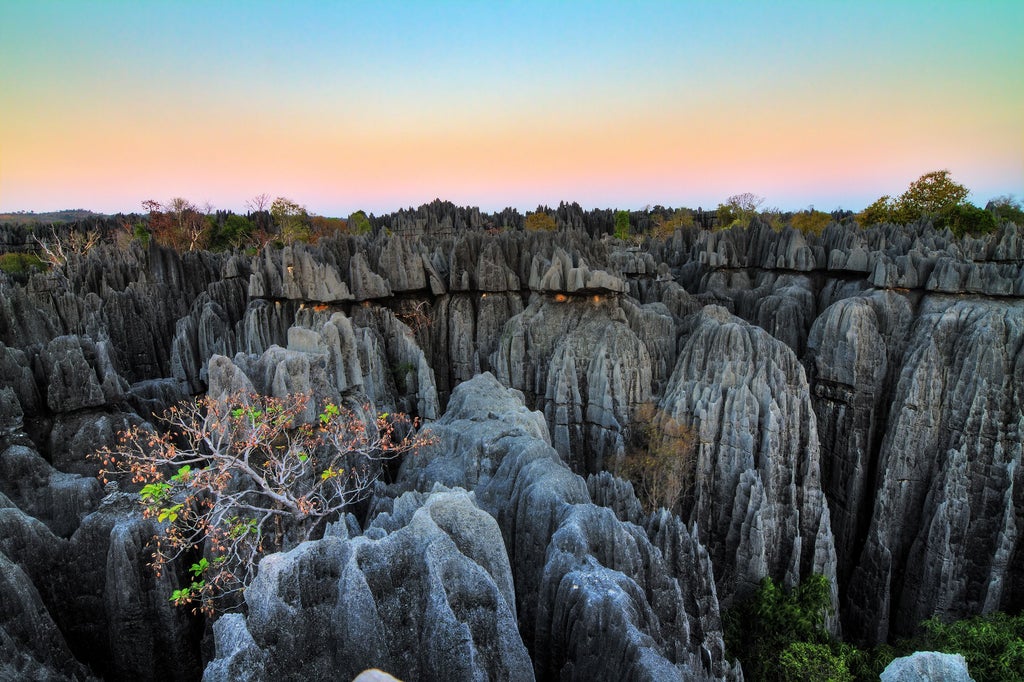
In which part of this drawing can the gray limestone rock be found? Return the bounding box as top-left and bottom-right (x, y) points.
(349, 252), (393, 300)
(0, 550), (94, 681)
(396, 373), (740, 680)
(424, 292), (524, 406)
(0, 387), (23, 433)
(374, 235), (428, 293)
(207, 488), (533, 682)
(169, 279), (249, 392)
(492, 297), (652, 474)
(880, 651), (974, 682)
(806, 290), (915, 580)
(201, 614), (269, 682)
(660, 306), (838, 608)
(248, 244), (352, 302)
(0, 444), (101, 537)
(529, 247), (627, 294)
(0, 342), (41, 417)
(846, 298), (1024, 642)
(351, 306), (440, 420)
(60, 491), (202, 681)
(38, 336), (124, 413)
(47, 410), (149, 478)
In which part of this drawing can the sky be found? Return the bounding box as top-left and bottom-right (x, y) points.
(1, 1), (1021, 217)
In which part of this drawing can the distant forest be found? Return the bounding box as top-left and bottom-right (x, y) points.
(0, 209), (104, 225)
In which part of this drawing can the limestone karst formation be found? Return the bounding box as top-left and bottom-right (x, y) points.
(1, 203), (1021, 680)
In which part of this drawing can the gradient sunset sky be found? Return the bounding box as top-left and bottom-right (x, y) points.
(1, 1), (1021, 216)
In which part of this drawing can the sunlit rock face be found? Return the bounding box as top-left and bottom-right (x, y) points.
(659, 306), (839, 612)
(491, 294), (652, 474)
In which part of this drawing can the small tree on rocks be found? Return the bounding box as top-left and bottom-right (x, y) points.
(95, 392), (432, 614)
(619, 403), (697, 514)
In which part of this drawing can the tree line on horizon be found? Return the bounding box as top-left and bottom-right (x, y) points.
(1, 172), (1021, 277)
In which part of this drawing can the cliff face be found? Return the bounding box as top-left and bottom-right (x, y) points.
(845, 297), (1024, 641)
(1, 209), (1022, 677)
(660, 306), (838, 610)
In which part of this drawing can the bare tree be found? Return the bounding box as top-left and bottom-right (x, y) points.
(246, 193), (271, 213)
(33, 227), (100, 267)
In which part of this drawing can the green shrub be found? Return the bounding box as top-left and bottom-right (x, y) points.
(210, 214), (254, 250)
(133, 223), (151, 247)
(917, 612), (1024, 682)
(614, 209), (630, 240)
(725, 574), (836, 681)
(791, 210), (832, 236)
(778, 642), (852, 682)
(0, 251), (45, 275)
(347, 210), (373, 235)
(943, 202), (997, 237)
(649, 209), (694, 238)
(988, 195), (1024, 226)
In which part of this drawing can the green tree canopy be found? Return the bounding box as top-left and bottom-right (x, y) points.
(717, 192), (765, 229)
(614, 209), (630, 240)
(346, 210), (372, 235)
(900, 170), (969, 216)
(856, 170), (991, 235)
(271, 197), (310, 243)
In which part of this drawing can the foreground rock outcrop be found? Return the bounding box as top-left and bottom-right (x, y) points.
(204, 488), (532, 681)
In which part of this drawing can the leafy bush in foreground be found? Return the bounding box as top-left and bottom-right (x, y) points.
(95, 392), (431, 614)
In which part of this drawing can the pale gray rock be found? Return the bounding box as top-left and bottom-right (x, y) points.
(476, 241), (521, 291)
(207, 488), (533, 682)
(0, 342), (41, 417)
(806, 290), (915, 579)
(170, 291), (243, 392)
(349, 251), (393, 300)
(206, 354), (257, 401)
(492, 297), (652, 474)
(608, 245), (658, 276)
(430, 294), (479, 389)
(248, 244), (352, 302)
(660, 306), (838, 608)
(351, 306), (440, 420)
(375, 235), (428, 293)
(237, 298), (299, 356)
(201, 614), (268, 682)
(38, 336), (116, 413)
(699, 271), (817, 357)
(620, 298), (678, 393)
(297, 310), (365, 393)
(529, 247), (627, 294)
(880, 651), (974, 682)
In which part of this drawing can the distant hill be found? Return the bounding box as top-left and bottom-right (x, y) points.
(0, 209), (106, 225)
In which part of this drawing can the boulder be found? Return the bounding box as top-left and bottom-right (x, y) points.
(880, 651), (974, 682)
